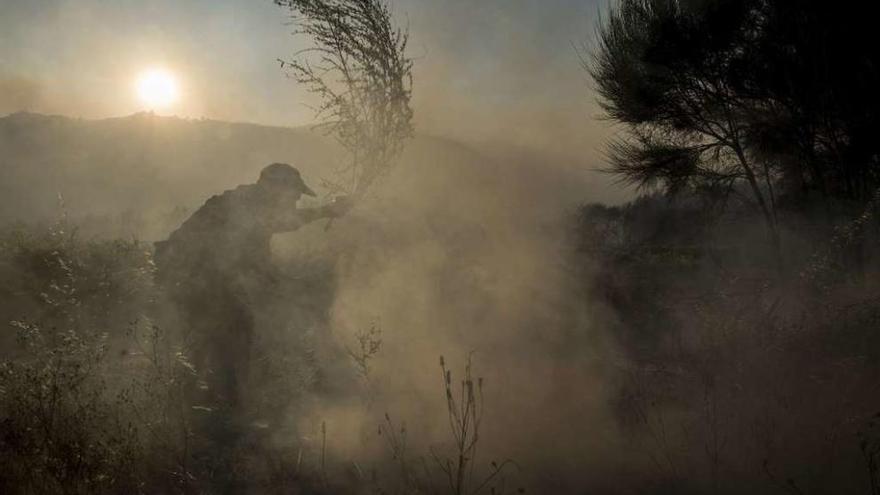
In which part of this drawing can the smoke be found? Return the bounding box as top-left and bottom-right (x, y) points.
(0, 76), (43, 114)
(0, 105), (627, 489)
(273, 135), (625, 489)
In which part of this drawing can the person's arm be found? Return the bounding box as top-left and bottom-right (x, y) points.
(269, 197), (353, 233)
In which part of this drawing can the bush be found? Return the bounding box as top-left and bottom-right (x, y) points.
(0, 218), (191, 493)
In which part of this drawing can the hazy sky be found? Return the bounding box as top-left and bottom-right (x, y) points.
(1, 0), (610, 153)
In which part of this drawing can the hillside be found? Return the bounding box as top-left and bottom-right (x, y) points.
(0, 112), (596, 241)
(0, 112), (343, 237)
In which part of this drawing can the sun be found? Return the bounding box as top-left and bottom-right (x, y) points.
(135, 68), (179, 110)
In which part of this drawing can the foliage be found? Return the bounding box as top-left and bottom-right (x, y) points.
(739, 0), (880, 202)
(276, 0), (414, 198)
(0, 216), (156, 336)
(0, 324), (141, 494)
(589, 0), (880, 249)
(0, 218), (198, 494)
(590, 0), (777, 218)
(575, 193), (880, 493)
(122, 318), (197, 492)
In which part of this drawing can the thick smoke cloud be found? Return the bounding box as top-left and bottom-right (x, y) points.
(273, 136), (625, 489)
(0, 110), (627, 491)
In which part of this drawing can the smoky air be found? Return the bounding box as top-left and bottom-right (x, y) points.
(1, 1), (879, 494)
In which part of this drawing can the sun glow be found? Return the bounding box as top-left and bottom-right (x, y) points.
(135, 68), (179, 110)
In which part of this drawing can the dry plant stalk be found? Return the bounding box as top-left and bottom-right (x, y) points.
(346, 321), (382, 381)
(434, 355), (519, 495)
(374, 356), (520, 495)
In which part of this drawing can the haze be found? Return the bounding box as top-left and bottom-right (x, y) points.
(0, 0), (609, 175)
(3, 1), (879, 494)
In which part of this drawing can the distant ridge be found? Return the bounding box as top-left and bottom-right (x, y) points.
(0, 112), (342, 235)
(0, 112), (595, 241)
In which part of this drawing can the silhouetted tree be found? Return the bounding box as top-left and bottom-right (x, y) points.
(737, 0), (880, 203)
(590, 0), (782, 251)
(589, 0), (880, 258)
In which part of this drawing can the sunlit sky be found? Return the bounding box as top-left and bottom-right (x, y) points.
(0, 0), (608, 152)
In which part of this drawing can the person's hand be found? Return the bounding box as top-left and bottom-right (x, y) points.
(326, 195), (354, 218)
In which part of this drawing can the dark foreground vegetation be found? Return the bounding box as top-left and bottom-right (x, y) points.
(0, 215), (518, 494)
(3, 179), (880, 495)
(575, 193), (880, 494)
(2, 0), (880, 494)
(576, 0), (880, 492)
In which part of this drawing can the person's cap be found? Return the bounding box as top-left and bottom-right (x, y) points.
(258, 163), (316, 196)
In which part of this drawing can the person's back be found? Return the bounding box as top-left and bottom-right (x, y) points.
(155, 183), (279, 288)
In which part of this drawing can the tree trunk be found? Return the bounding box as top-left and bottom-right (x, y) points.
(733, 144), (784, 271)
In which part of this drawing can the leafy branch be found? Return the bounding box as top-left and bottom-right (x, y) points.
(276, 0), (414, 199)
